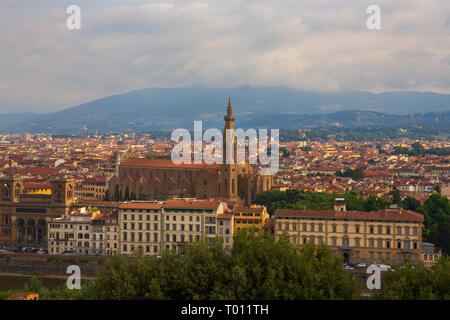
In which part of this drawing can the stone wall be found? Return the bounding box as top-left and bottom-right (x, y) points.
(0, 253), (104, 277)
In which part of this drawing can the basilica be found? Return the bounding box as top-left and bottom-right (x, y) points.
(108, 99), (273, 205)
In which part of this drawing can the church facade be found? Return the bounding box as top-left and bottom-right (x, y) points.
(109, 99), (273, 205)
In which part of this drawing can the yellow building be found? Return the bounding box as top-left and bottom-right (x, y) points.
(233, 205), (269, 234)
(81, 176), (107, 201)
(7, 292), (39, 300)
(22, 182), (51, 195)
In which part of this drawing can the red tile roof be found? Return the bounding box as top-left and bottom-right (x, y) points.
(163, 199), (222, 209)
(119, 202), (163, 209)
(274, 208), (424, 222)
(120, 158), (221, 169)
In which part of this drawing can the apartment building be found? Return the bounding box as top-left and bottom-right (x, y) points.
(81, 176), (107, 201)
(274, 203), (424, 265)
(217, 213), (234, 251)
(118, 199), (227, 256)
(233, 205), (270, 233)
(48, 207), (100, 255)
(119, 202), (163, 256)
(90, 215), (105, 256)
(105, 210), (119, 255)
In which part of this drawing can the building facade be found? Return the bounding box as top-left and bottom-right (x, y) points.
(274, 205), (424, 265)
(119, 199), (227, 256)
(233, 205), (269, 234)
(108, 100), (273, 206)
(0, 177), (75, 247)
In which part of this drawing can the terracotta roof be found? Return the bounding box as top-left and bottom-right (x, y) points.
(120, 158), (221, 169)
(163, 199), (222, 209)
(217, 213), (234, 219)
(120, 202), (163, 209)
(274, 208), (424, 222)
(234, 206), (265, 213)
(18, 167), (61, 176)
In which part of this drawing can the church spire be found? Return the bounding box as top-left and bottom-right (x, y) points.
(224, 97), (235, 128)
(227, 96), (232, 116)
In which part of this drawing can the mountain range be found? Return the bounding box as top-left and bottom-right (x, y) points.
(0, 86), (449, 133)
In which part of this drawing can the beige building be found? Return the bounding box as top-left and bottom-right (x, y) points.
(105, 210), (119, 255)
(47, 208), (104, 255)
(119, 199), (227, 256)
(274, 203), (424, 265)
(217, 213), (234, 252)
(119, 202), (163, 256)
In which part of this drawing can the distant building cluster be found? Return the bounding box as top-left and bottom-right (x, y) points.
(47, 199), (269, 256)
(0, 101), (448, 268)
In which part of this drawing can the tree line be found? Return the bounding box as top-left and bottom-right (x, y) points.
(1, 231), (448, 300)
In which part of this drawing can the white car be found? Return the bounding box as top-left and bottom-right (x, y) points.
(369, 264), (393, 272)
(344, 265), (354, 270)
(378, 264), (393, 272)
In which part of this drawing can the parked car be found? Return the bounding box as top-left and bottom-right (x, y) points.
(61, 250), (75, 256)
(344, 265), (354, 270)
(378, 264), (393, 272)
(355, 263), (367, 269)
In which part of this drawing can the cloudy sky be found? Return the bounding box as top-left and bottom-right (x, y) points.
(0, 0), (450, 113)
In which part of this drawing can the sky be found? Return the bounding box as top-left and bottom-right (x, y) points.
(0, 0), (450, 113)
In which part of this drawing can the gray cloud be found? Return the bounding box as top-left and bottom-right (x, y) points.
(0, 0), (449, 113)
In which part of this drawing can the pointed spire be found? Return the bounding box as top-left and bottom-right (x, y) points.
(227, 96), (233, 116)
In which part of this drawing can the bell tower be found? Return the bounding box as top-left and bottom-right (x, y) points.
(51, 178), (75, 206)
(0, 177), (23, 203)
(221, 97), (238, 202)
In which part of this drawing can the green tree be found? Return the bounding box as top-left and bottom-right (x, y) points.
(89, 232), (360, 300)
(400, 196), (421, 211)
(104, 189), (110, 201)
(113, 184), (120, 201)
(24, 277), (51, 300)
(124, 186), (130, 201)
(374, 256), (450, 300)
(417, 194), (450, 254)
(389, 189), (401, 205)
(138, 190), (151, 200)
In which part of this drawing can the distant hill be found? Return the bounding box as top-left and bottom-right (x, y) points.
(0, 86), (449, 133)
